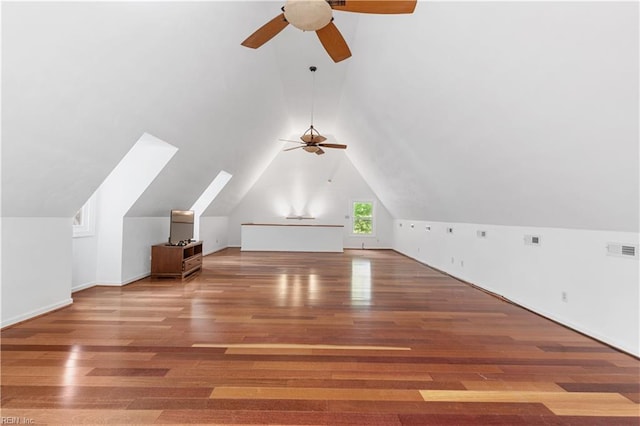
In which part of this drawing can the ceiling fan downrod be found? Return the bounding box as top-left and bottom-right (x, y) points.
(309, 66), (317, 128)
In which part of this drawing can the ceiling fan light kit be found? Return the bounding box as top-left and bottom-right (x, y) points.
(241, 0), (417, 63)
(284, 0), (333, 31)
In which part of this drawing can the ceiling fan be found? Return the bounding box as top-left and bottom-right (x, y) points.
(280, 66), (347, 155)
(241, 0), (418, 63)
(282, 125), (347, 156)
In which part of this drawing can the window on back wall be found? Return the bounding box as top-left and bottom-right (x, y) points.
(73, 195), (96, 237)
(352, 201), (374, 235)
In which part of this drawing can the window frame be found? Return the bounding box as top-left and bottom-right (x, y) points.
(351, 200), (376, 237)
(73, 196), (95, 238)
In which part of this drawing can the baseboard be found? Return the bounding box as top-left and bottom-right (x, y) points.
(391, 249), (639, 359)
(344, 246), (393, 250)
(122, 272), (151, 285)
(71, 281), (97, 293)
(507, 295), (640, 358)
(203, 246), (228, 256)
(1, 298), (73, 329)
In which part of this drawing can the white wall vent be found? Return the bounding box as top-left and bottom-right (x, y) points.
(524, 235), (541, 246)
(477, 230), (487, 238)
(447, 227), (454, 234)
(607, 243), (638, 259)
(425, 225), (431, 231)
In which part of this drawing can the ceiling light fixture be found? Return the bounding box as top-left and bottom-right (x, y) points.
(284, 0), (333, 31)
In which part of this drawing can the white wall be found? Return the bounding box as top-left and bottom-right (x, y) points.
(72, 234), (98, 292)
(122, 217), (169, 284)
(228, 150), (394, 249)
(393, 219), (640, 356)
(199, 216), (229, 255)
(1, 218), (73, 327)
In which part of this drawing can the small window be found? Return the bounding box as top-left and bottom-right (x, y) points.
(352, 201), (374, 235)
(73, 196), (95, 237)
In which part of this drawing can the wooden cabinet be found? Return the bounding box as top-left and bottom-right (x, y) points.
(151, 241), (203, 279)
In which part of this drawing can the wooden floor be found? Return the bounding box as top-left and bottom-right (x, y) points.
(1, 248), (638, 425)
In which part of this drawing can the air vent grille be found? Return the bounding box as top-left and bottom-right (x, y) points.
(607, 243), (638, 259)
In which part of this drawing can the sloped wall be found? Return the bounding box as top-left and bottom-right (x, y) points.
(337, 1), (638, 232)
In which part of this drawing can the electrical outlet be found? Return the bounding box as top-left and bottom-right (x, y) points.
(562, 292), (568, 303)
(460, 260), (464, 267)
(525, 235), (541, 246)
(451, 257), (455, 264)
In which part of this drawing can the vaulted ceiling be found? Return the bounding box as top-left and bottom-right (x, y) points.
(2, 1), (638, 232)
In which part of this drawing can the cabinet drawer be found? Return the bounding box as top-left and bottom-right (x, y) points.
(183, 255), (202, 272)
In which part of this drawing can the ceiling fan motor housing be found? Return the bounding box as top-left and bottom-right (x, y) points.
(284, 0), (333, 31)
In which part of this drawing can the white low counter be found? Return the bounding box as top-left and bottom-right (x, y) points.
(241, 224), (344, 252)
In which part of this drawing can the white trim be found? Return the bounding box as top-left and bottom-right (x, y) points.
(1, 298), (73, 328)
(71, 281), (97, 293)
(122, 273), (151, 285)
(203, 246), (227, 256)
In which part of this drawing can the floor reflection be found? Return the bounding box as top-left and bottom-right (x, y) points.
(277, 274), (320, 306)
(351, 258), (372, 305)
(62, 344), (81, 396)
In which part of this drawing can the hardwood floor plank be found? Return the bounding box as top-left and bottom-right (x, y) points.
(210, 386), (425, 401)
(419, 390), (639, 416)
(328, 400), (554, 415)
(86, 368), (169, 377)
(461, 380), (565, 392)
(194, 343), (411, 351)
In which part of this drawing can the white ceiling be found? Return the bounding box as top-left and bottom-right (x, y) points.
(2, 1), (638, 232)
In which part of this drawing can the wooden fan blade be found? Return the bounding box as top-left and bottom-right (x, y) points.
(331, 0), (417, 14)
(279, 139), (304, 144)
(284, 146), (304, 151)
(241, 13), (289, 48)
(315, 148), (326, 155)
(318, 143), (347, 149)
(301, 134), (327, 143)
(316, 23), (352, 63)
